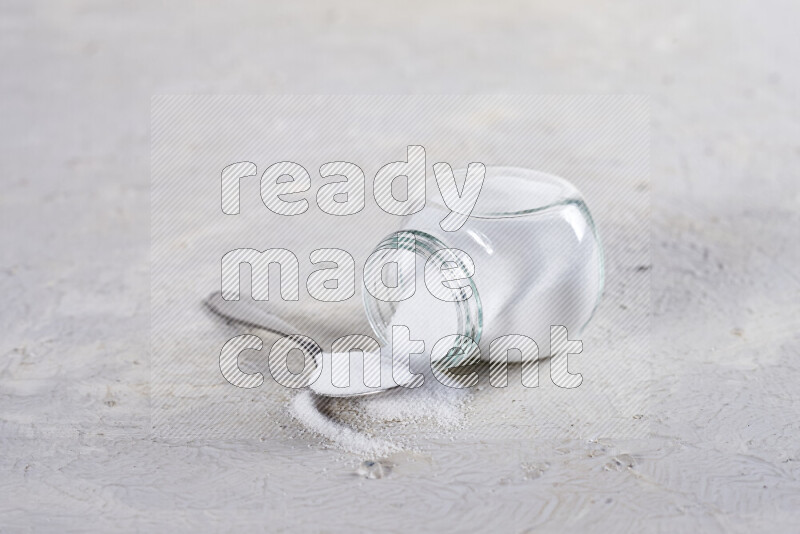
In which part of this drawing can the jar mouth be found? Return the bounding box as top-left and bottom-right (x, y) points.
(362, 230), (483, 367)
(428, 166), (583, 219)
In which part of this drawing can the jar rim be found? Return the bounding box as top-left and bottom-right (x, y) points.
(427, 166), (583, 219)
(361, 231), (483, 366)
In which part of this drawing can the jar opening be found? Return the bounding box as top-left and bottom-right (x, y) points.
(362, 231), (483, 366)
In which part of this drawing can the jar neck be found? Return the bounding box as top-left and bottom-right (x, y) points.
(362, 230), (483, 367)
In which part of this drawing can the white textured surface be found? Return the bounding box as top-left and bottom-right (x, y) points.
(2, 0), (800, 531)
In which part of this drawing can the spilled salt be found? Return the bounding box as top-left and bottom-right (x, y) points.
(290, 390), (400, 458)
(291, 350), (472, 456)
(308, 249), (469, 399)
(294, 251), (474, 455)
(354, 376), (470, 429)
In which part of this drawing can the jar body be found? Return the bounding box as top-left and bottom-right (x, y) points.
(364, 167), (604, 363)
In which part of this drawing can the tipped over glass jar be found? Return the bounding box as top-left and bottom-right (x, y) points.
(306, 166), (604, 396)
(362, 166), (604, 365)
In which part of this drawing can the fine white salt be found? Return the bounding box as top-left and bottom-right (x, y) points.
(292, 349), (472, 456)
(294, 259), (474, 455)
(293, 346), (473, 456)
(290, 390), (401, 457)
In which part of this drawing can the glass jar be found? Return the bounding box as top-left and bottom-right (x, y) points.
(362, 167), (604, 364)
